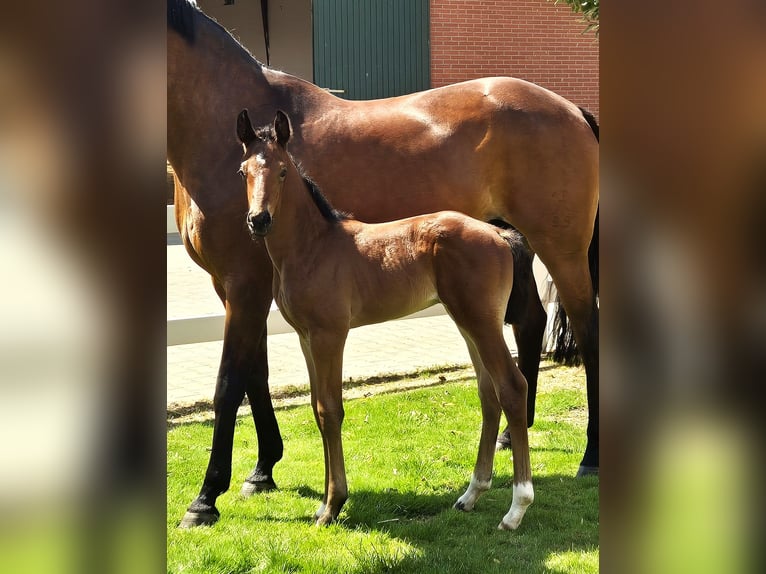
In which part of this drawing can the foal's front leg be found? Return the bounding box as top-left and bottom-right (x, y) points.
(302, 328), (349, 526)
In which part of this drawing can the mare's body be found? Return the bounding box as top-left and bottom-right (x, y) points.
(168, 0), (598, 527)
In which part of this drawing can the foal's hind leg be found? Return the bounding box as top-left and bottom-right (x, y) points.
(454, 341), (501, 512)
(498, 272), (547, 450)
(446, 312), (534, 530)
(466, 328), (534, 530)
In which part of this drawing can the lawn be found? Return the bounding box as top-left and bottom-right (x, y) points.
(167, 362), (598, 573)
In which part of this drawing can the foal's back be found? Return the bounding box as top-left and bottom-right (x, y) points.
(335, 210), (516, 329)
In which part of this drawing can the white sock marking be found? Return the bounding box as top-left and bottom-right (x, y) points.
(455, 473), (491, 511)
(498, 481), (534, 530)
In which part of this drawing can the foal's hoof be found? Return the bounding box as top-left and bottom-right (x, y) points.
(314, 513), (335, 527)
(576, 465), (599, 477)
(240, 477), (277, 497)
(313, 503), (337, 526)
(179, 505), (220, 528)
(497, 517), (521, 531)
(495, 429), (512, 451)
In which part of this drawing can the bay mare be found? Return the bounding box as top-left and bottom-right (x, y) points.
(168, 0), (598, 527)
(239, 109), (535, 529)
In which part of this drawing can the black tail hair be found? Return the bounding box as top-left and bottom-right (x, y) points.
(578, 106), (599, 142)
(501, 230), (533, 325)
(551, 107), (598, 365)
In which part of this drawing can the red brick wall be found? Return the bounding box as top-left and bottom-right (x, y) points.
(430, 0), (599, 118)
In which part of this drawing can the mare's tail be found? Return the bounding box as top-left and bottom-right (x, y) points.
(579, 106), (599, 142)
(551, 106), (599, 365)
(500, 230), (534, 325)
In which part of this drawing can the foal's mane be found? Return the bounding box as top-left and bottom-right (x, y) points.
(291, 157), (352, 224)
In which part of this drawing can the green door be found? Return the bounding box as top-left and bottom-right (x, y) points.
(313, 0), (430, 100)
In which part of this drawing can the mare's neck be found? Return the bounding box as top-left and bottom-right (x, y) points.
(168, 20), (259, 178)
(167, 10), (328, 187)
(264, 167), (338, 272)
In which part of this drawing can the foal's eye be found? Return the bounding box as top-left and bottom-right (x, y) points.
(279, 167), (287, 179)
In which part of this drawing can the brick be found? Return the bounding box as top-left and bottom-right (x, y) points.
(430, 0), (598, 117)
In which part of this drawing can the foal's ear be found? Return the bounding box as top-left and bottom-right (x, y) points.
(237, 109), (257, 146)
(274, 110), (292, 148)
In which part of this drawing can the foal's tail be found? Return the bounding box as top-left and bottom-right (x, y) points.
(551, 106), (599, 365)
(500, 230), (534, 325)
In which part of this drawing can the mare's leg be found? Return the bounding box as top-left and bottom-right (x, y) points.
(497, 272), (547, 449)
(538, 250), (599, 476)
(240, 328), (282, 495)
(180, 278), (281, 527)
(302, 328), (349, 526)
(454, 341), (500, 512)
(237, 263), (284, 495)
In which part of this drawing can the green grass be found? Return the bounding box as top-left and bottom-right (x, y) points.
(167, 363), (598, 573)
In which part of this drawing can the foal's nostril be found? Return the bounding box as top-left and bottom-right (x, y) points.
(247, 211), (272, 236)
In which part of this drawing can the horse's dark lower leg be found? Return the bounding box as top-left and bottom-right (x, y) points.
(180, 330), (249, 527)
(535, 250), (598, 477)
(576, 302), (599, 476)
(513, 284), (548, 427)
(241, 329), (284, 494)
(181, 299), (282, 526)
(514, 287), (546, 425)
(497, 279), (546, 449)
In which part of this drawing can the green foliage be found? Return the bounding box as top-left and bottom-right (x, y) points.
(167, 365), (598, 573)
(552, 0), (599, 36)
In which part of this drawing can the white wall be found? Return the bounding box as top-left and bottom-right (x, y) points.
(198, 0), (314, 81)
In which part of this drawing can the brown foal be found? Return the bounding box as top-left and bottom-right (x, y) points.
(237, 110), (534, 529)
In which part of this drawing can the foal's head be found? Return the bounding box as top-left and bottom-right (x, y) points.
(236, 109), (292, 237)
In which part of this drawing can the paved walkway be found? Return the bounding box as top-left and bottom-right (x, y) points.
(168, 315), (520, 407)
(168, 233), (534, 408)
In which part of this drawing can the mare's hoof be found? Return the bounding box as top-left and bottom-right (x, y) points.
(241, 477), (277, 497)
(179, 505), (220, 528)
(576, 465), (599, 477)
(453, 500), (467, 512)
(495, 430), (512, 451)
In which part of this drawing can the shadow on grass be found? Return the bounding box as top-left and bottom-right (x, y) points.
(239, 474), (598, 574)
(169, 367), (594, 573)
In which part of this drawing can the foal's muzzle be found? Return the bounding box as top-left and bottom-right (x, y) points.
(247, 211), (272, 237)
